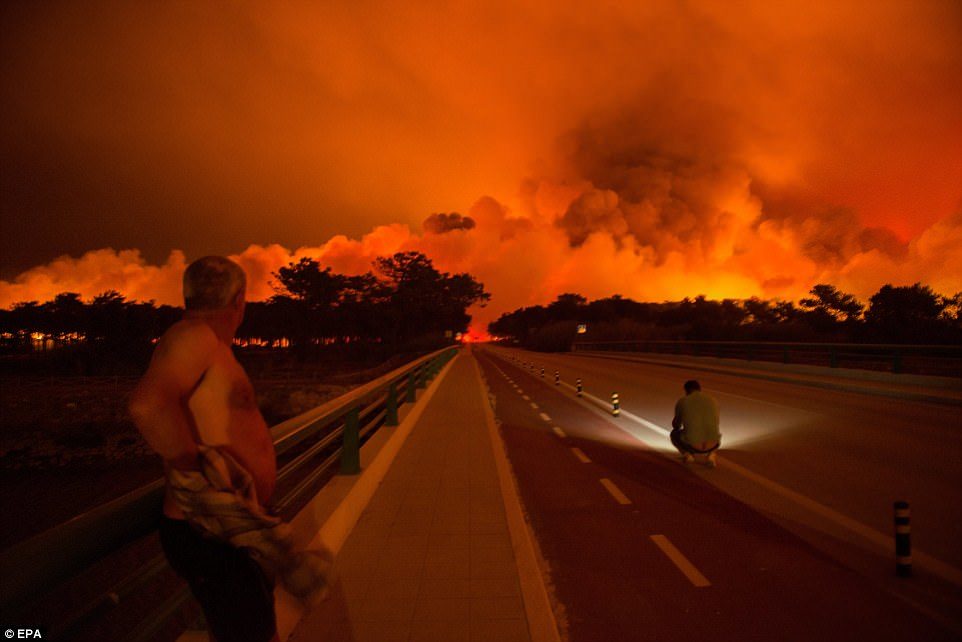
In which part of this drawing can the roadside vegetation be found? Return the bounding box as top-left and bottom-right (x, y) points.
(488, 284), (962, 351)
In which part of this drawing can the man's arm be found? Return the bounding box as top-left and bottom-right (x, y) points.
(671, 398), (683, 430)
(128, 324), (218, 468)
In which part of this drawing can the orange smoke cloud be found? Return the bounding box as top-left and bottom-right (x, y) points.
(2, 1), (961, 329)
(2, 196), (960, 335)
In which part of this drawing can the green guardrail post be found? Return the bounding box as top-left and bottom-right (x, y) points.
(385, 382), (399, 426)
(341, 407), (361, 475)
(406, 370), (417, 402)
(416, 365), (427, 389)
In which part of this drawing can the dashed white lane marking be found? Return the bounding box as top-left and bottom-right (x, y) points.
(522, 394), (530, 401)
(552, 426), (567, 438)
(571, 447), (591, 463)
(530, 402), (539, 409)
(539, 412), (552, 423)
(650, 535), (711, 587)
(599, 478), (631, 505)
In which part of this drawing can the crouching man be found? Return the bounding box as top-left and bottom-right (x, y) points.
(670, 379), (721, 468)
(129, 256), (329, 642)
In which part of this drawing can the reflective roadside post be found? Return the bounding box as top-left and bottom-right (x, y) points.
(611, 392), (620, 416)
(576, 379), (583, 397)
(554, 370), (560, 386)
(894, 501), (912, 577)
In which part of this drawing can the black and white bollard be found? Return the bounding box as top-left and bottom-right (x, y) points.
(554, 370), (560, 386)
(894, 501), (912, 577)
(576, 379), (583, 397)
(611, 392), (620, 417)
(541, 367), (545, 378)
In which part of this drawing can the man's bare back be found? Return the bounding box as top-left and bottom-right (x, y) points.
(130, 319), (276, 519)
(132, 255), (283, 642)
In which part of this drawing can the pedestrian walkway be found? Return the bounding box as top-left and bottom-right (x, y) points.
(291, 352), (535, 642)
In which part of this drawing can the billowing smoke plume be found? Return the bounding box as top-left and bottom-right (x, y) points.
(1, 0), (960, 336)
(423, 212), (476, 234)
(2, 194), (959, 337)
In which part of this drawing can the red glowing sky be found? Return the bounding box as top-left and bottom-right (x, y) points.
(2, 1), (961, 330)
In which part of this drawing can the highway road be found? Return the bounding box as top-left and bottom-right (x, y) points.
(474, 346), (962, 640)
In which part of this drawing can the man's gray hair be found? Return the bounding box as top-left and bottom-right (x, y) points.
(183, 256), (246, 310)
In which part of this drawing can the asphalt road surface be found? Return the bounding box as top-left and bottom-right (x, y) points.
(474, 346), (961, 641)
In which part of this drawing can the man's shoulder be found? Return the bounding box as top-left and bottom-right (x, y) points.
(157, 320), (219, 356)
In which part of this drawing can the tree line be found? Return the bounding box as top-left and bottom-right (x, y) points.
(488, 284), (962, 351)
(0, 252), (489, 372)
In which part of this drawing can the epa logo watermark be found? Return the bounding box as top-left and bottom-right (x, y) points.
(4, 630), (43, 639)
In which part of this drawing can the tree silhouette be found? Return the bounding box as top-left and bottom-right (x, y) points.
(865, 284), (946, 342)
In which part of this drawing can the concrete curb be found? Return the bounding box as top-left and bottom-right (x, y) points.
(575, 351), (962, 407)
(471, 351), (564, 642)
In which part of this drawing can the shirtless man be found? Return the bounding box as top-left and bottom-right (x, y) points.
(671, 379), (721, 468)
(129, 256), (278, 642)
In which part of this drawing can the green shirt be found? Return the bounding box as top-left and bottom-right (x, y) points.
(674, 391), (720, 445)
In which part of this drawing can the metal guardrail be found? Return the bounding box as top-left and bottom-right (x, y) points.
(0, 346), (459, 640)
(572, 340), (962, 378)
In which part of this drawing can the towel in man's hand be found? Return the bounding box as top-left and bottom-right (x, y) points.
(166, 445), (332, 606)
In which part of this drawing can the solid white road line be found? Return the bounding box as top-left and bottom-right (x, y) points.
(650, 534), (711, 587)
(571, 448), (591, 463)
(600, 478), (632, 505)
(559, 381), (669, 437)
(552, 426), (567, 438)
(539, 412), (552, 422)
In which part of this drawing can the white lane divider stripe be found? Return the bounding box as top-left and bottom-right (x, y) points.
(530, 402), (539, 409)
(571, 448), (591, 463)
(522, 394), (530, 401)
(552, 426), (567, 438)
(600, 478), (631, 505)
(539, 412), (552, 422)
(650, 535), (711, 587)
